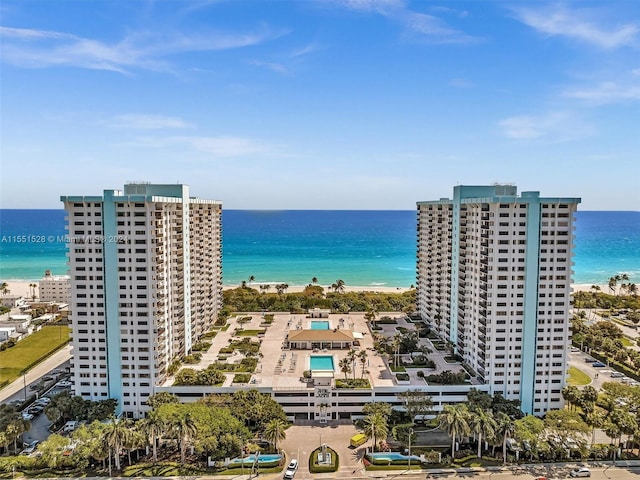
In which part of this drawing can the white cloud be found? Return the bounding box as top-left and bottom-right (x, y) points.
(0, 25), (281, 73)
(498, 111), (593, 142)
(564, 81), (640, 104)
(513, 5), (639, 49)
(124, 135), (272, 158)
(107, 114), (192, 130)
(324, 0), (480, 44)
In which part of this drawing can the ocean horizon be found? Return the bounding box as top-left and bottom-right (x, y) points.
(0, 209), (638, 287)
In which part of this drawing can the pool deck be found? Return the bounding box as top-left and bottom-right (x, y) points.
(166, 311), (480, 389)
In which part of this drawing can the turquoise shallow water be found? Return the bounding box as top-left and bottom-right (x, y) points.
(0, 210), (638, 286)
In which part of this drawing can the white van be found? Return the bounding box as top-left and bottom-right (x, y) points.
(63, 421), (78, 433)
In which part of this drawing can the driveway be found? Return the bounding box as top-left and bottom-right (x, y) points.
(280, 422), (366, 478)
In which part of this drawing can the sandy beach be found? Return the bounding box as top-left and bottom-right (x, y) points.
(3, 279), (616, 298)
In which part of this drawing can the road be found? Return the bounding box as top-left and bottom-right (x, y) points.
(44, 463), (640, 479)
(0, 344), (71, 403)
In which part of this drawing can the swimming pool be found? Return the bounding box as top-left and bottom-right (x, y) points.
(310, 321), (330, 330)
(310, 355), (334, 370)
(368, 452), (421, 462)
(229, 454), (282, 465)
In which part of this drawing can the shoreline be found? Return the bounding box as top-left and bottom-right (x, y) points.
(1, 279), (622, 298)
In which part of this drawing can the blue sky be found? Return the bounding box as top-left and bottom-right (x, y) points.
(1, 0), (638, 210)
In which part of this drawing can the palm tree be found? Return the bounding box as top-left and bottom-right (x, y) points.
(248, 275), (255, 284)
(470, 409), (497, 458)
(339, 357), (351, 380)
(346, 348), (357, 380)
(391, 333), (402, 369)
(494, 413), (516, 463)
(140, 411), (165, 463)
(334, 279), (345, 294)
(29, 283), (37, 301)
(364, 304), (379, 329)
(263, 419), (287, 453)
(562, 385), (580, 411)
(438, 404), (471, 459)
(585, 410), (606, 446)
(172, 412), (198, 464)
(311, 277), (318, 285)
(358, 350), (368, 379)
(0, 282), (9, 295)
(363, 412), (388, 452)
(608, 276), (618, 295)
(103, 417), (131, 471)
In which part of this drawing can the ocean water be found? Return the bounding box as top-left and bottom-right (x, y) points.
(0, 209), (638, 287)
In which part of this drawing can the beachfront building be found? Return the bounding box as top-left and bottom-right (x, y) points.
(39, 270), (71, 303)
(61, 183), (222, 418)
(416, 185), (580, 415)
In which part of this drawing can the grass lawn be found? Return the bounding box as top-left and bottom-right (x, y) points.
(0, 325), (70, 384)
(621, 336), (634, 347)
(567, 366), (591, 386)
(236, 329), (266, 336)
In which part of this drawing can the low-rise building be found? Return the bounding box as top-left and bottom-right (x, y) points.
(39, 270), (71, 303)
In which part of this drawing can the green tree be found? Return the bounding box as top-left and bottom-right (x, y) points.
(397, 390), (433, 422)
(362, 402), (392, 419)
(358, 349), (369, 379)
(469, 409), (497, 458)
(494, 412), (516, 462)
(562, 385), (581, 411)
(0, 282), (9, 295)
(467, 388), (493, 411)
(514, 415), (545, 460)
(172, 412), (197, 464)
(38, 434), (71, 469)
(103, 417), (131, 471)
(333, 279), (345, 294)
(140, 411), (166, 463)
(363, 412), (389, 452)
(339, 357), (351, 380)
(438, 404), (471, 459)
(263, 419), (287, 452)
(147, 392), (179, 410)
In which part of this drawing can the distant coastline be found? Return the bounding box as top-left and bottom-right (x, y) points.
(0, 209), (639, 286)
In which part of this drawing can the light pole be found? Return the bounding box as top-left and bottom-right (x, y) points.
(408, 428), (414, 471)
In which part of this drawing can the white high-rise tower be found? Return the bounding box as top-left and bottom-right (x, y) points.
(61, 183), (222, 418)
(417, 185), (580, 415)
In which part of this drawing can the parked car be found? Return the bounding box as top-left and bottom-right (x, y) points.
(20, 441), (39, 456)
(592, 361), (606, 368)
(28, 405), (44, 415)
(56, 380), (72, 388)
(584, 358), (596, 363)
(610, 372), (625, 378)
(569, 467), (591, 477)
(283, 459), (298, 479)
(21, 412), (34, 421)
